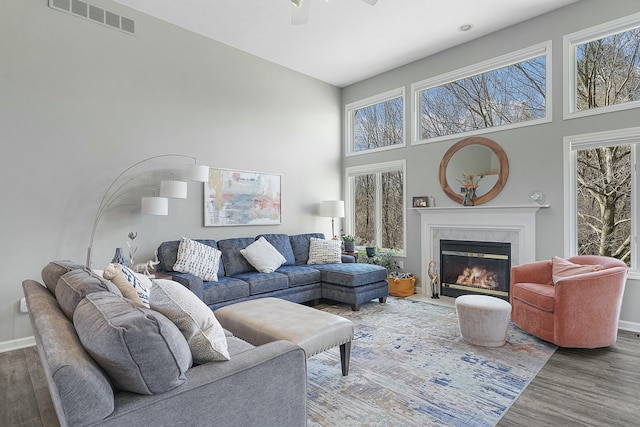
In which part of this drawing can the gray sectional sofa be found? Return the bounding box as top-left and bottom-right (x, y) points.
(157, 233), (389, 311)
(23, 262), (307, 427)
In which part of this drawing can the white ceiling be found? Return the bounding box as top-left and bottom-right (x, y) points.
(113, 0), (580, 87)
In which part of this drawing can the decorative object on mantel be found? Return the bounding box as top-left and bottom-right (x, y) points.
(86, 154), (209, 268)
(439, 136), (509, 206)
(529, 190), (546, 205)
(458, 172), (483, 206)
(412, 196), (429, 207)
(204, 168), (282, 227)
(428, 260), (440, 298)
(318, 200), (344, 239)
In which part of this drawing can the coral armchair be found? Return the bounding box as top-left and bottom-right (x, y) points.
(510, 255), (628, 348)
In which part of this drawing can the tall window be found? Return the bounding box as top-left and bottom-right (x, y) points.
(413, 42), (551, 144)
(345, 88), (405, 155)
(564, 13), (640, 118)
(346, 160), (405, 252)
(566, 128), (639, 273)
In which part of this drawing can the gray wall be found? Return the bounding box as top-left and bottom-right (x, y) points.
(342, 0), (640, 327)
(0, 0), (341, 343)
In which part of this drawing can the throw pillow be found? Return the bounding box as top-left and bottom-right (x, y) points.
(551, 256), (604, 285)
(73, 291), (192, 395)
(116, 264), (152, 307)
(173, 237), (221, 282)
(307, 237), (342, 265)
(150, 279), (230, 364)
(41, 260), (85, 294)
(240, 236), (287, 273)
(55, 269), (123, 320)
(102, 264), (144, 305)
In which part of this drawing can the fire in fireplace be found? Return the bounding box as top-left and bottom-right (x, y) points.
(439, 239), (511, 300)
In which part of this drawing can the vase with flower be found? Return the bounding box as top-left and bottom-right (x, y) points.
(457, 173), (483, 206)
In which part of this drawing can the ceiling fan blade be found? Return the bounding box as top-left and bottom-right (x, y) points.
(291, 0), (310, 25)
(360, 0), (379, 5)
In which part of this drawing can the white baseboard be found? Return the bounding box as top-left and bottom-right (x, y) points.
(619, 320), (640, 333)
(0, 336), (35, 353)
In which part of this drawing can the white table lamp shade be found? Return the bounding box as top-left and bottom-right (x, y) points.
(321, 200), (345, 218)
(183, 164), (210, 182)
(160, 180), (188, 199)
(141, 196), (168, 215)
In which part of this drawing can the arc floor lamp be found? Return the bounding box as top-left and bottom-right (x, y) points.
(86, 154), (209, 268)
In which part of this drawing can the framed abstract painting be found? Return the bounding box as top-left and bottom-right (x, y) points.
(204, 168), (281, 226)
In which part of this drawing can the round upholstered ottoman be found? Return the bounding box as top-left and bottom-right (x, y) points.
(455, 295), (512, 347)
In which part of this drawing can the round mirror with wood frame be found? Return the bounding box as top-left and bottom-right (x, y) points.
(438, 136), (509, 205)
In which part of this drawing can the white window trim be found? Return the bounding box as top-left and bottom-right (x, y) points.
(345, 87), (406, 157)
(563, 127), (639, 279)
(563, 12), (640, 120)
(411, 41), (553, 145)
(345, 159), (407, 255)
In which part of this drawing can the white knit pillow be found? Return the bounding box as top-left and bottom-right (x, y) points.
(150, 279), (229, 364)
(307, 237), (342, 265)
(173, 238), (221, 282)
(240, 237), (287, 273)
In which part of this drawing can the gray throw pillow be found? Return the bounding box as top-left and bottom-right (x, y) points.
(41, 260), (85, 294)
(74, 291), (192, 395)
(55, 269), (122, 319)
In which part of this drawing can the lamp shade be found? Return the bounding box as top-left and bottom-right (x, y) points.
(321, 200), (345, 218)
(141, 196), (168, 215)
(160, 180), (188, 199)
(183, 164), (209, 182)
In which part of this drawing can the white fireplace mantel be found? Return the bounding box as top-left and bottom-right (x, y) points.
(413, 204), (549, 296)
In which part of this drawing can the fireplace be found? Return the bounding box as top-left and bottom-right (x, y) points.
(440, 239), (511, 300)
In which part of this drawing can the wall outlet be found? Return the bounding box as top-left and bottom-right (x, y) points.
(398, 261), (404, 269)
(19, 297), (28, 314)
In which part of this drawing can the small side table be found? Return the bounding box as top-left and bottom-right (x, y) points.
(342, 251), (358, 261)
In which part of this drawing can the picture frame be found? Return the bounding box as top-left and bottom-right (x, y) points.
(204, 168), (282, 226)
(413, 196), (429, 208)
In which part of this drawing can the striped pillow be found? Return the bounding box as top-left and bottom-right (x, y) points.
(173, 238), (221, 282)
(307, 237), (342, 265)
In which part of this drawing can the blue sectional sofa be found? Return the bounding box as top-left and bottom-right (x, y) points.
(156, 233), (389, 311)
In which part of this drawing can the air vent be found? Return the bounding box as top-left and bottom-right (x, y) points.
(49, 0), (136, 35)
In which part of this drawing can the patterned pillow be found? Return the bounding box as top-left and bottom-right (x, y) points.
(307, 237), (342, 265)
(173, 238), (222, 282)
(150, 279), (230, 364)
(118, 264), (153, 307)
(102, 264), (144, 305)
(240, 237), (287, 273)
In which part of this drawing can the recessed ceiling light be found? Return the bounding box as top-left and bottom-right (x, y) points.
(459, 24), (473, 32)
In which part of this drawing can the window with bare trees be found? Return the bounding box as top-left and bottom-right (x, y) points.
(345, 88), (405, 155)
(412, 42), (550, 144)
(564, 14), (640, 118)
(567, 129), (638, 271)
(346, 161), (405, 253)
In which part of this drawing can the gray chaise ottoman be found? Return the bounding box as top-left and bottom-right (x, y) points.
(215, 298), (354, 375)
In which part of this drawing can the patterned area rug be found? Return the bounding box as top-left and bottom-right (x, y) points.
(307, 297), (556, 427)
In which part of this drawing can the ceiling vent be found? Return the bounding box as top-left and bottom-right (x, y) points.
(49, 0), (136, 35)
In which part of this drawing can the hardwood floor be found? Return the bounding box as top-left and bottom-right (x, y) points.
(1, 331), (638, 426)
(498, 330), (640, 427)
